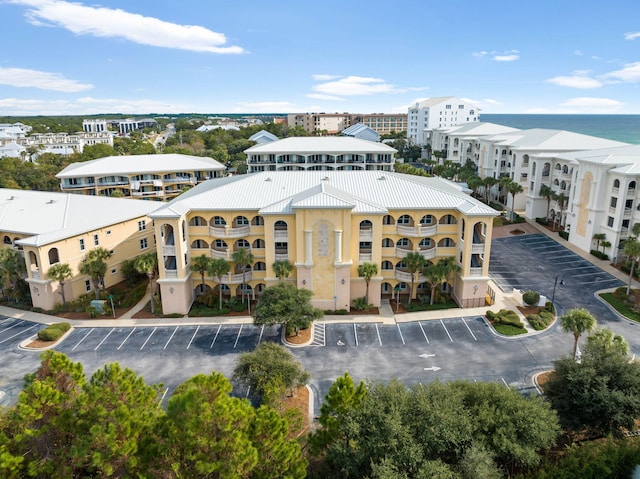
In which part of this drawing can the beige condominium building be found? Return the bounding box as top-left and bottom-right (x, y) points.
(56, 153), (226, 200)
(287, 113), (407, 135)
(149, 171), (498, 315)
(0, 189), (159, 310)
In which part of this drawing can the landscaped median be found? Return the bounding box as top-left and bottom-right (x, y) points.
(20, 322), (73, 350)
(599, 286), (640, 322)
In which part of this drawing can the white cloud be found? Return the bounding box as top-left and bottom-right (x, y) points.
(546, 73), (603, 89)
(10, 0), (244, 53)
(559, 97), (624, 112)
(473, 50), (519, 61)
(234, 101), (296, 113)
(493, 54), (519, 62)
(625, 32), (640, 40)
(604, 61), (640, 82)
(574, 50), (584, 56)
(472, 51), (488, 58)
(313, 76), (397, 96)
(0, 67), (93, 92)
(0, 96), (188, 115)
(311, 74), (340, 81)
(306, 93), (344, 101)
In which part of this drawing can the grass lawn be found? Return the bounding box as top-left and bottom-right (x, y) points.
(493, 323), (528, 336)
(599, 292), (640, 323)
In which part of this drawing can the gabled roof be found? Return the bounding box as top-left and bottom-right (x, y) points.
(244, 136), (396, 154)
(341, 123), (379, 138)
(434, 122), (519, 136)
(56, 153), (225, 178)
(248, 130), (278, 143)
(555, 144), (640, 175)
(411, 97), (457, 109)
(483, 128), (628, 151)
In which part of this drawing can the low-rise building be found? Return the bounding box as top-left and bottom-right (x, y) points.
(341, 123), (381, 142)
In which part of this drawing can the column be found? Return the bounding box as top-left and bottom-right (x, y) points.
(334, 230), (342, 263)
(305, 230), (312, 265)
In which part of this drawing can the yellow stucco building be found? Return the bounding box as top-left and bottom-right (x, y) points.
(149, 171), (498, 314)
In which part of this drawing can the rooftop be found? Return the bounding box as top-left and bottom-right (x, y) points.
(244, 136), (396, 154)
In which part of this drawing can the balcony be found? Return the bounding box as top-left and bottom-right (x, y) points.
(209, 225), (250, 238)
(395, 246), (412, 258)
(162, 245), (176, 255)
(395, 270), (426, 282)
(469, 267), (483, 277)
(164, 176), (196, 184)
(274, 253), (289, 261)
(471, 243), (485, 254)
(359, 252), (373, 263)
(274, 230), (288, 241)
(419, 248), (436, 259)
(252, 247), (265, 258)
(359, 228), (373, 241)
(625, 207), (633, 217)
(165, 270), (178, 278)
(220, 271), (252, 284)
(132, 190), (164, 197)
(210, 248), (229, 260)
(396, 224), (438, 237)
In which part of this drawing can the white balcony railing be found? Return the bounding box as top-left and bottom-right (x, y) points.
(209, 225), (250, 238)
(165, 270), (178, 278)
(396, 224), (437, 237)
(419, 248), (436, 259)
(162, 245), (176, 255)
(210, 248), (228, 259)
(132, 190), (164, 197)
(471, 243), (485, 254)
(31, 270), (41, 279)
(395, 270), (425, 282)
(469, 267), (483, 277)
(359, 253), (373, 262)
(220, 271), (252, 284)
(274, 253), (289, 261)
(359, 228), (373, 241)
(395, 246), (412, 258)
(274, 230), (288, 241)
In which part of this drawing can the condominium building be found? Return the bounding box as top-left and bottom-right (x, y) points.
(148, 171), (498, 314)
(244, 137), (397, 173)
(0, 189), (159, 310)
(0, 131), (113, 155)
(407, 97), (479, 146)
(56, 153), (226, 200)
(287, 113), (408, 135)
(351, 113), (408, 134)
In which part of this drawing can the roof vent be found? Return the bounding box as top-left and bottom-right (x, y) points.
(265, 177), (272, 182)
(8, 196), (14, 200)
(322, 176), (329, 181)
(378, 176), (386, 180)
(46, 199), (55, 204)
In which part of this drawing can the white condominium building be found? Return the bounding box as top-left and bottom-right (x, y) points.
(407, 97), (479, 146)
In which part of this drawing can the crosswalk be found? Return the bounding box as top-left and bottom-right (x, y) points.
(311, 322), (326, 346)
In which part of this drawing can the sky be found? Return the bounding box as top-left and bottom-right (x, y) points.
(1, 0), (640, 116)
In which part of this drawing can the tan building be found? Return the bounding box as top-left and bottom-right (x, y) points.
(0, 189), (160, 310)
(56, 153), (226, 200)
(352, 113), (408, 134)
(149, 171), (498, 314)
(287, 113), (408, 135)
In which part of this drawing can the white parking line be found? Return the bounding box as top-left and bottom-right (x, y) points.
(117, 327), (136, 350)
(440, 320), (453, 342)
(0, 319), (23, 333)
(72, 328), (94, 351)
(257, 325), (265, 345)
(0, 323), (37, 344)
(461, 318), (477, 341)
(233, 325), (243, 348)
(353, 324), (358, 346)
(186, 326), (199, 350)
(158, 387), (169, 408)
(164, 326), (179, 350)
(94, 328), (114, 350)
(210, 325), (221, 349)
(396, 324), (406, 345)
(501, 378), (509, 388)
(418, 322), (430, 344)
(140, 327), (156, 350)
(375, 324), (382, 346)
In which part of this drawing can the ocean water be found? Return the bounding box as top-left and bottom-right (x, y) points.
(481, 114), (640, 145)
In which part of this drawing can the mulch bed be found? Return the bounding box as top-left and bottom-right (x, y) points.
(517, 305), (541, 316)
(349, 307), (379, 315)
(285, 327), (311, 345)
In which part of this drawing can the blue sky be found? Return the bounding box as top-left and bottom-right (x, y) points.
(1, 0), (640, 116)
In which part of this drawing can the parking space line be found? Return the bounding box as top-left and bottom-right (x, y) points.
(72, 328), (94, 351)
(0, 319), (24, 333)
(461, 318), (477, 341)
(396, 324), (406, 345)
(158, 388), (169, 408)
(186, 326), (199, 350)
(164, 326), (179, 350)
(210, 325), (221, 349)
(353, 324), (358, 346)
(418, 322), (430, 344)
(94, 328), (114, 350)
(0, 323), (37, 344)
(501, 378), (509, 388)
(375, 324), (382, 346)
(117, 327), (136, 350)
(233, 325), (243, 348)
(440, 320), (453, 342)
(140, 327), (156, 350)
(257, 325), (265, 345)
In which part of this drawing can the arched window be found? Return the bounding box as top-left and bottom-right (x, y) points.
(382, 238), (394, 248)
(251, 216), (264, 226)
(630, 181), (637, 190)
(274, 220), (287, 230)
(438, 237), (456, 247)
(553, 179), (559, 186)
(234, 216), (249, 227)
(214, 239), (228, 249)
(381, 261), (394, 270)
(191, 239), (209, 249)
(562, 165), (569, 174)
(420, 215), (435, 225)
(614, 179), (620, 189)
(189, 216), (206, 226)
(360, 220), (373, 230)
(555, 163), (561, 170)
(235, 239), (250, 250)
(383, 215), (395, 225)
(396, 238), (411, 247)
(252, 239), (265, 248)
(439, 214), (457, 225)
(48, 247), (60, 265)
(419, 238), (433, 248)
(3, 235), (11, 245)
(396, 260), (407, 270)
(254, 261), (266, 271)
(212, 216), (226, 226)
(397, 214), (412, 225)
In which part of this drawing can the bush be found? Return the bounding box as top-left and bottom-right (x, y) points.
(527, 310), (555, 330)
(324, 309), (349, 315)
(36, 322), (70, 342)
(352, 296), (372, 311)
(558, 230), (569, 240)
(590, 249), (609, 260)
(535, 217), (549, 226)
(487, 309), (525, 330)
(545, 301), (555, 313)
(53, 322), (71, 332)
(522, 290), (540, 306)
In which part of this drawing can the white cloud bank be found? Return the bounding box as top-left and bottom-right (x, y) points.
(0, 67), (93, 92)
(9, 0), (244, 53)
(0, 96), (189, 115)
(310, 75), (427, 101)
(546, 72), (603, 89)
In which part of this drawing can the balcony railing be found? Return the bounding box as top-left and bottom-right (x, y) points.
(469, 267), (483, 277)
(209, 225), (250, 238)
(419, 248), (436, 259)
(164, 177), (197, 184)
(132, 190), (164, 197)
(274, 253), (289, 261)
(274, 230), (288, 241)
(162, 245), (176, 255)
(396, 224), (437, 237)
(395, 270), (426, 282)
(210, 248), (229, 260)
(165, 270), (178, 278)
(359, 228), (373, 241)
(471, 243), (485, 254)
(395, 246), (412, 258)
(625, 207), (633, 216)
(219, 271), (252, 284)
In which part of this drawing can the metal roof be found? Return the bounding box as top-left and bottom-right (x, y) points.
(483, 128), (628, 151)
(244, 136), (396, 154)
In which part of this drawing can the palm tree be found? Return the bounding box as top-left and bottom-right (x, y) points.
(592, 233), (606, 252)
(554, 192), (567, 229)
(357, 262), (378, 305)
(585, 327), (629, 359)
(207, 258), (230, 310)
(559, 308), (597, 360)
(403, 251), (426, 305)
(482, 177), (498, 204)
(232, 247), (254, 308)
(506, 180), (524, 221)
(78, 247), (111, 299)
(272, 259), (293, 282)
(134, 252), (158, 314)
(632, 223), (640, 239)
(624, 237), (640, 294)
(423, 257), (461, 305)
(600, 240), (611, 255)
(539, 185), (554, 219)
(47, 263), (73, 306)
(466, 175), (483, 199)
(190, 254), (211, 295)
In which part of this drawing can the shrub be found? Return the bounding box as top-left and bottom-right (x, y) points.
(352, 296), (372, 311)
(545, 301), (555, 313)
(52, 322), (71, 332)
(522, 290), (540, 306)
(487, 309), (525, 328)
(324, 309), (349, 315)
(36, 323), (70, 342)
(85, 305), (98, 318)
(558, 230), (569, 240)
(535, 217), (549, 226)
(527, 310), (554, 330)
(590, 249), (609, 260)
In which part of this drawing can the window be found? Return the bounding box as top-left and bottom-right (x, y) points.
(614, 179), (620, 189)
(234, 216), (249, 226)
(79, 238), (85, 251)
(382, 238), (394, 247)
(623, 219), (630, 229)
(397, 215), (412, 225)
(140, 238), (149, 250)
(438, 238), (456, 247)
(93, 234), (99, 246)
(138, 220), (146, 231)
(213, 216), (226, 226)
(397, 238), (410, 247)
(383, 215), (395, 225)
(106, 230), (112, 236)
(214, 239), (228, 249)
(608, 216), (614, 227)
(85, 279), (91, 292)
(381, 261), (393, 270)
(111, 268), (117, 275)
(48, 247), (60, 265)
(610, 197), (617, 208)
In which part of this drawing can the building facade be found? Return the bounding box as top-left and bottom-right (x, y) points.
(287, 113), (407, 135)
(407, 97), (479, 146)
(56, 153), (226, 200)
(148, 171), (498, 315)
(245, 137), (397, 173)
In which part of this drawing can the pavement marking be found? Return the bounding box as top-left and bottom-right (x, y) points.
(423, 366), (441, 372)
(210, 325), (221, 349)
(118, 327), (136, 350)
(0, 319), (24, 334)
(353, 324), (358, 347)
(140, 327), (157, 350)
(233, 325), (243, 349)
(186, 326), (199, 350)
(94, 328), (115, 350)
(312, 322), (326, 346)
(257, 325), (265, 345)
(164, 326), (179, 350)
(72, 328), (94, 351)
(418, 322), (430, 344)
(462, 318), (477, 341)
(158, 388), (169, 408)
(440, 320), (453, 342)
(0, 323), (37, 344)
(501, 377), (509, 388)
(375, 324), (382, 346)
(396, 323), (406, 345)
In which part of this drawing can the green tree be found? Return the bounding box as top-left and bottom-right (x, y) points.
(424, 257), (460, 305)
(207, 257), (230, 309)
(233, 342), (309, 406)
(0, 247), (26, 293)
(190, 254), (212, 295)
(272, 259), (293, 282)
(134, 252), (158, 314)
(232, 247), (254, 309)
(554, 192), (568, 229)
(47, 262), (73, 305)
(506, 180), (524, 221)
(253, 283), (323, 336)
(404, 251), (426, 304)
(600, 239), (611, 254)
(584, 327), (630, 359)
(593, 233), (606, 252)
(357, 262), (378, 305)
(78, 247), (111, 299)
(482, 176), (498, 204)
(624, 237), (640, 294)
(539, 184), (554, 219)
(559, 307), (597, 360)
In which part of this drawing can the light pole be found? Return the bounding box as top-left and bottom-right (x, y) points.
(551, 275), (565, 306)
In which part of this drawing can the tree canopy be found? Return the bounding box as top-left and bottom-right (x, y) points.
(253, 283), (323, 335)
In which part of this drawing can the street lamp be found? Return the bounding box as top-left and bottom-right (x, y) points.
(551, 275), (565, 306)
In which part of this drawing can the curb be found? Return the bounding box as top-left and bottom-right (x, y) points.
(17, 327), (74, 352)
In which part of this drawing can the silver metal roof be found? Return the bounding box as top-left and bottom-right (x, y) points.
(244, 136), (396, 154)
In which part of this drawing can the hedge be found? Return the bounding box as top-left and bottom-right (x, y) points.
(527, 310), (555, 331)
(590, 249), (609, 260)
(37, 322), (71, 341)
(558, 230), (569, 240)
(535, 217), (549, 226)
(486, 309), (525, 328)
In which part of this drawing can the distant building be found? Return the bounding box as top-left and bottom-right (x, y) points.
(407, 97), (479, 146)
(351, 113), (408, 134)
(249, 130), (278, 144)
(0, 142), (26, 159)
(0, 131), (113, 155)
(57, 153), (226, 200)
(341, 123), (381, 142)
(245, 137), (396, 173)
(82, 119), (108, 133)
(109, 118), (158, 136)
(287, 112), (408, 135)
